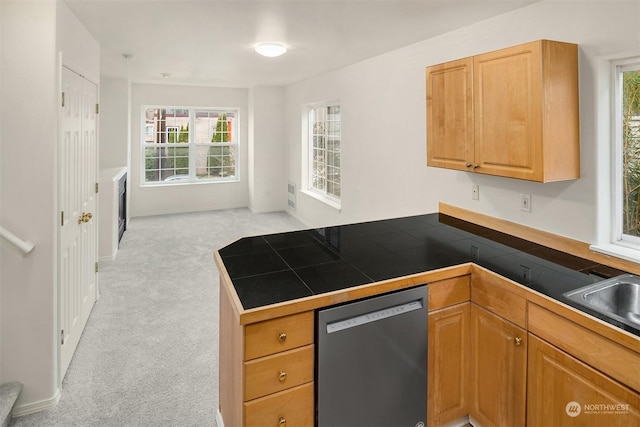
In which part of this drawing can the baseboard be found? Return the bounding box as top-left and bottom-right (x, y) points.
(285, 209), (314, 228)
(468, 415), (481, 427)
(11, 388), (60, 418)
(99, 251), (117, 262)
(247, 205), (287, 214)
(216, 409), (225, 427)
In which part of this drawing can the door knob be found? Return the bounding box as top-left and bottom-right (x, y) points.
(514, 337), (522, 346)
(78, 212), (93, 224)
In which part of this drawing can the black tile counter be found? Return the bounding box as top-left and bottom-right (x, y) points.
(217, 213), (639, 336)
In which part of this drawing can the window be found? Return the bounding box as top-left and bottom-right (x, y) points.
(142, 107), (238, 184)
(614, 60), (640, 249)
(308, 104), (341, 202)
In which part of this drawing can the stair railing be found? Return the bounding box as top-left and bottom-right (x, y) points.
(0, 226), (35, 254)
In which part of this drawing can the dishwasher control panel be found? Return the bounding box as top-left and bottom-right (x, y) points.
(326, 300), (423, 333)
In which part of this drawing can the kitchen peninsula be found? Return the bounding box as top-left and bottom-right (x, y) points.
(215, 204), (640, 427)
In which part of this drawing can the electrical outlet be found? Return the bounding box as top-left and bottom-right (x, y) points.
(520, 265), (531, 284)
(520, 193), (531, 212)
(470, 245), (480, 261)
(472, 185), (479, 201)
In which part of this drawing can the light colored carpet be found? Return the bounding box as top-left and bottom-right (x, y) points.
(11, 208), (304, 427)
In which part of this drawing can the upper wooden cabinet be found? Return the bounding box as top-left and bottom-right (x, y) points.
(426, 57), (474, 172)
(426, 40), (580, 182)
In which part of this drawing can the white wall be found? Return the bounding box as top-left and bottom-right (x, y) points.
(0, 0), (99, 413)
(248, 86), (287, 213)
(285, 0), (640, 248)
(129, 83), (249, 217)
(99, 76), (130, 169)
(56, 2), (100, 84)
(1, 0), (58, 411)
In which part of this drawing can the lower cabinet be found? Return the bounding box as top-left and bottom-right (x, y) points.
(527, 334), (640, 427)
(428, 302), (470, 426)
(469, 303), (527, 427)
(244, 383), (314, 427)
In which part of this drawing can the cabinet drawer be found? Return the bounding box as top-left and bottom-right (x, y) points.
(244, 382), (314, 427)
(244, 311), (314, 360)
(428, 275), (470, 311)
(471, 275), (526, 328)
(244, 345), (314, 401)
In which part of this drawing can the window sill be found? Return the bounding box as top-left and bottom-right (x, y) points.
(141, 178), (239, 188)
(300, 189), (341, 212)
(590, 243), (640, 264)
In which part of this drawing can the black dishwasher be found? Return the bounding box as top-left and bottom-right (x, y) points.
(317, 285), (428, 427)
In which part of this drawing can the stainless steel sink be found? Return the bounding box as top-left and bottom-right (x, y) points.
(563, 274), (640, 329)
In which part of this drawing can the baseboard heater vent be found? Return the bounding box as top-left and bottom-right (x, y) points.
(287, 182), (296, 209)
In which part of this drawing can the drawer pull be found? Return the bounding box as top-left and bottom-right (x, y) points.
(514, 337), (522, 346)
(278, 370), (287, 382)
(279, 416), (286, 426)
(278, 332), (287, 343)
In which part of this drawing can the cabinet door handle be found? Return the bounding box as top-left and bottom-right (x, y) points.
(473, 164), (479, 169)
(278, 332), (287, 343)
(465, 163), (472, 168)
(278, 370), (287, 382)
(514, 337), (522, 346)
(279, 416), (287, 427)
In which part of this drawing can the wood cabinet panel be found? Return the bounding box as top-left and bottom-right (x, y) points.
(244, 345), (314, 401)
(473, 41), (543, 180)
(528, 334), (640, 427)
(426, 57), (474, 171)
(528, 303), (640, 392)
(244, 311), (314, 360)
(426, 40), (579, 182)
(428, 275), (470, 311)
(244, 382), (314, 427)
(428, 303), (470, 426)
(471, 273), (527, 328)
(219, 274), (244, 427)
(470, 304), (527, 427)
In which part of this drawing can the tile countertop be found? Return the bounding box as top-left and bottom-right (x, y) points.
(217, 212), (639, 337)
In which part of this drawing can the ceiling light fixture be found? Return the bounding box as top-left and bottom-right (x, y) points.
(254, 42), (287, 58)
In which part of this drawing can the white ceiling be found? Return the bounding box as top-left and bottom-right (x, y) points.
(64, 0), (537, 87)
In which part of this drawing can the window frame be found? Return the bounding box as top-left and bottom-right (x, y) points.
(591, 57), (640, 262)
(141, 106), (240, 186)
(303, 102), (341, 209)
(613, 60), (640, 247)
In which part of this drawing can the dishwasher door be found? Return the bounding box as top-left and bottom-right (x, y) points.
(317, 285), (428, 427)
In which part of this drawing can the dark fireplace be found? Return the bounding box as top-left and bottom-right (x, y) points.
(118, 172), (127, 244)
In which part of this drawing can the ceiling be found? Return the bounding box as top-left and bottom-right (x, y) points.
(64, 0), (537, 87)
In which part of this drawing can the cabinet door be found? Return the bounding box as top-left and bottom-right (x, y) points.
(473, 41), (543, 181)
(426, 57), (474, 171)
(470, 304), (526, 427)
(428, 303), (470, 426)
(528, 334), (640, 427)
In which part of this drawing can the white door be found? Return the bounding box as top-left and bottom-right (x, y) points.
(59, 67), (98, 378)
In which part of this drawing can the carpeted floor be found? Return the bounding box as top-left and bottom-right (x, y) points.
(11, 208), (304, 427)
